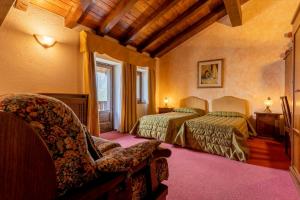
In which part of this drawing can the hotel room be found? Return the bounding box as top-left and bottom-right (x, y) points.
(0, 0), (300, 199)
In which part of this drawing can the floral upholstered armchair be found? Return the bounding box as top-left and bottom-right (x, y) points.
(0, 94), (171, 200)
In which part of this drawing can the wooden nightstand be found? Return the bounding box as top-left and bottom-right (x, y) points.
(255, 112), (282, 139)
(158, 107), (174, 114)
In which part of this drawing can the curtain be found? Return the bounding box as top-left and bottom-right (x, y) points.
(80, 33), (100, 136)
(120, 63), (137, 132)
(148, 67), (156, 114)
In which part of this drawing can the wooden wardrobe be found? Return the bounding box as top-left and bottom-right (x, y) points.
(291, 5), (300, 185)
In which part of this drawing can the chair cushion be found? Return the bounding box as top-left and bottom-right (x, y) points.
(0, 94), (97, 196)
(92, 136), (121, 153)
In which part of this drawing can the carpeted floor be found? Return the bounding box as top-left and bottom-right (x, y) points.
(100, 132), (300, 200)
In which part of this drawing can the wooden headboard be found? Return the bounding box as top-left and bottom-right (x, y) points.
(180, 96), (208, 113)
(41, 93), (89, 125)
(212, 96), (249, 116)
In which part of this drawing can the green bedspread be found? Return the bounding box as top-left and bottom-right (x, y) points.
(174, 112), (256, 162)
(130, 111), (201, 143)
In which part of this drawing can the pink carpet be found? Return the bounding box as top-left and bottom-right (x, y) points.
(101, 132), (300, 200)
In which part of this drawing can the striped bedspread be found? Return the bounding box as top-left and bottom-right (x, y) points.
(174, 112), (256, 161)
(130, 111), (200, 143)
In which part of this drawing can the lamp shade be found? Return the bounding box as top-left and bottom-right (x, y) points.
(164, 97), (169, 107)
(264, 97), (273, 107)
(164, 97), (169, 104)
(264, 97), (273, 113)
(34, 34), (56, 48)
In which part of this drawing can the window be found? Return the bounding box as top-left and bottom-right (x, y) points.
(96, 65), (112, 112)
(136, 71), (143, 103)
(136, 67), (148, 104)
(96, 70), (108, 102)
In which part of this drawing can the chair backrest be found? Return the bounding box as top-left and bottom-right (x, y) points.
(40, 93), (88, 126)
(280, 96), (292, 128)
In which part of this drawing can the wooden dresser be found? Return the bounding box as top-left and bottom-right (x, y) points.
(291, 4), (300, 186)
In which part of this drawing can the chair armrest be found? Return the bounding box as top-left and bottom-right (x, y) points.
(96, 140), (162, 173)
(96, 148), (133, 172)
(152, 147), (172, 159)
(124, 140), (161, 166)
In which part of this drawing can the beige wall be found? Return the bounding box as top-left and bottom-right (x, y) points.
(158, 0), (298, 115)
(0, 5), (84, 94)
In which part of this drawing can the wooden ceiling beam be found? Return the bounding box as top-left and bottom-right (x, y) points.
(138, 0), (210, 52)
(0, 0), (15, 25)
(14, 0), (29, 11)
(151, 5), (227, 58)
(65, 0), (94, 28)
(121, 0), (181, 46)
(98, 0), (138, 35)
(223, 0), (242, 27)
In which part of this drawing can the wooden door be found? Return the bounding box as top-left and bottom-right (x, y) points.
(96, 63), (114, 132)
(291, 6), (300, 182)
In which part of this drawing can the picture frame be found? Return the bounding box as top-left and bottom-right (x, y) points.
(197, 59), (223, 88)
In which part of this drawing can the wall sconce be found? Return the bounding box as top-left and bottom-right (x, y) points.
(164, 97), (169, 107)
(264, 97), (273, 113)
(33, 34), (56, 48)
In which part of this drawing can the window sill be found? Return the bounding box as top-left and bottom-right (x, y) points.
(137, 101), (147, 105)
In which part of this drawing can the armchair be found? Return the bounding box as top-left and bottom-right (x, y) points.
(0, 94), (171, 200)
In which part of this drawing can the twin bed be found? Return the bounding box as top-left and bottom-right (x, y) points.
(130, 97), (208, 143)
(130, 96), (256, 162)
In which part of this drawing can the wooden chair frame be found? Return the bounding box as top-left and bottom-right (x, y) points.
(280, 96), (292, 156)
(0, 112), (170, 200)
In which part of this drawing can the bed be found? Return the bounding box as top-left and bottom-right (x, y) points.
(130, 96), (208, 143)
(174, 96), (256, 162)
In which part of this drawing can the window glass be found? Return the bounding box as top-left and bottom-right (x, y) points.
(136, 71), (141, 102)
(136, 68), (149, 104)
(96, 71), (108, 102)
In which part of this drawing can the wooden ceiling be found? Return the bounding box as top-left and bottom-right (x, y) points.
(13, 0), (247, 57)
(0, 0), (15, 25)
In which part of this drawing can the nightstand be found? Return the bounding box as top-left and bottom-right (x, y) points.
(255, 112), (282, 139)
(158, 107), (174, 114)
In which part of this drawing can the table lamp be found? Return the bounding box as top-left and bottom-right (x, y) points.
(264, 97), (273, 113)
(164, 97), (169, 107)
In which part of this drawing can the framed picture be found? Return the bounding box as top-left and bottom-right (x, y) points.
(197, 59), (223, 88)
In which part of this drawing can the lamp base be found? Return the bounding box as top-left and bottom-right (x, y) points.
(264, 106), (272, 113)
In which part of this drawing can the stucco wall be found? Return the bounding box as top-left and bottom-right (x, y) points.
(158, 0), (298, 115)
(0, 5), (84, 94)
